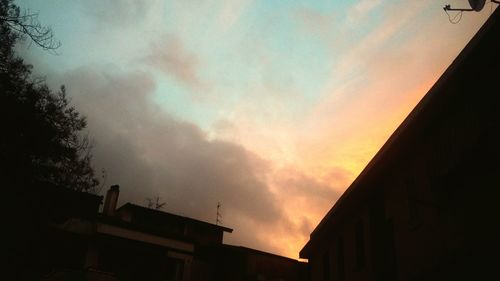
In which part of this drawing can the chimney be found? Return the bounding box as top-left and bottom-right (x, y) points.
(103, 185), (120, 216)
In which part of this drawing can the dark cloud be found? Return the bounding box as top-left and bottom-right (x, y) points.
(273, 167), (342, 201)
(21, 48), (344, 255)
(58, 66), (284, 251)
(271, 167), (344, 248)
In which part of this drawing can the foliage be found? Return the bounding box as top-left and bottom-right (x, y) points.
(0, 0), (99, 192)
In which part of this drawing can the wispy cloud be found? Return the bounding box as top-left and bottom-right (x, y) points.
(336, 0), (431, 76)
(348, 0), (383, 22)
(217, 0), (254, 33)
(79, 0), (163, 27)
(53, 66), (331, 256)
(296, 0), (488, 182)
(295, 7), (336, 35)
(144, 35), (209, 94)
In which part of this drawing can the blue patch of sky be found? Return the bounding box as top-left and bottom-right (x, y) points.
(152, 73), (216, 130)
(153, 0), (345, 125)
(16, 0), (95, 71)
(209, 1), (341, 107)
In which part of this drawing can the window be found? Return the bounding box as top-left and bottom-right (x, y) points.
(355, 220), (365, 270)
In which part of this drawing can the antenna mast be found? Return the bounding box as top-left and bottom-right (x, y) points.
(146, 196), (166, 210)
(216, 202), (222, 225)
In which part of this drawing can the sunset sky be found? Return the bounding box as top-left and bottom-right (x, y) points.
(17, 0), (495, 258)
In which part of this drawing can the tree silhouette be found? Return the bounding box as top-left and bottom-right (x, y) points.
(2, 1), (101, 279)
(0, 0), (98, 192)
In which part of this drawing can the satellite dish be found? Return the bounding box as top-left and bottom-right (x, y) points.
(468, 0), (486, 11)
(444, 0), (498, 15)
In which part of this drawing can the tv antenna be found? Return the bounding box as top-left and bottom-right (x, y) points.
(146, 196), (166, 210)
(216, 202), (223, 225)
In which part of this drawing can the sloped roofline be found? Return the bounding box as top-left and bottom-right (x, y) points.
(117, 203), (233, 233)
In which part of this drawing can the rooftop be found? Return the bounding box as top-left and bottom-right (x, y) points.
(117, 203), (233, 233)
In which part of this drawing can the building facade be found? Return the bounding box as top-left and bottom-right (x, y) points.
(213, 245), (308, 281)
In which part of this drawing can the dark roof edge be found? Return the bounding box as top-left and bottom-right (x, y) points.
(117, 203), (233, 233)
(223, 244), (304, 263)
(97, 214), (196, 244)
(301, 7), (499, 257)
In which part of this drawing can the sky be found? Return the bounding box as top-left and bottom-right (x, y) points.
(16, 0), (495, 258)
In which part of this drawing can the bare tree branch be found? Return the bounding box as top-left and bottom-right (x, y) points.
(0, 8), (60, 53)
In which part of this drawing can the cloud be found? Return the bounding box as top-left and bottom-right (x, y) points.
(296, 0), (485, 181)
(79, 0), (160, 26)
(217, 0), (253, 33)
(57, 66), (291, 254)
(335, 0), (432, 76)
(273, 167), (340, 200)
(348, 0), (383, 22)
(266, 167), (345, 257)
(144, 35), (209, 93)
(294, 7), (336, 44)
(39, 65), (346, 257)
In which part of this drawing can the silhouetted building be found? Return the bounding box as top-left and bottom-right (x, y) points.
(48, 184), (232, 281)
(29, 185), (104, 280)
(300, 8), (500, 281)
(213, 245), (308, 281)
(35, 185), (305, 281)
